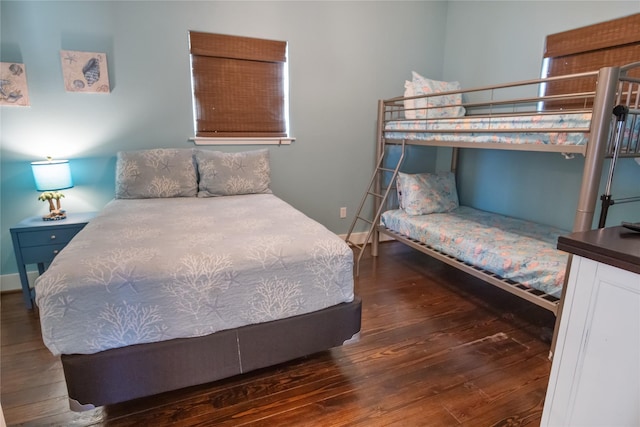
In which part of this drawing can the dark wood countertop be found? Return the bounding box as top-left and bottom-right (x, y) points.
(557, 226), (640, 275)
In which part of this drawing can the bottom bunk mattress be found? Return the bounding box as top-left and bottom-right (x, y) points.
(381, 206), (570, 298)
(35, 194), (355, 356)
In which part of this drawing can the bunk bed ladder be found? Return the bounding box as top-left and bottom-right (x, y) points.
(345, 140), (406, 275)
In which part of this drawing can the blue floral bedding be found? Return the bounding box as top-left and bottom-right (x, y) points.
(381, 206), (570, 298)
(385, 113), (592, 145)
(35, 195), (354, 355)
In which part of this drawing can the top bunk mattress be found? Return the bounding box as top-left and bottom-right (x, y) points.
(384, 112), (592, 146)
(381, 206), (570, 298)
(35, 194), (354, 355)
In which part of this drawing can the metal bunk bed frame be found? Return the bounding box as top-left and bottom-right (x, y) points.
(346, 62), (640, 316)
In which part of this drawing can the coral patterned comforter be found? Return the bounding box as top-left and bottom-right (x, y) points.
(35, 195), (354, 355)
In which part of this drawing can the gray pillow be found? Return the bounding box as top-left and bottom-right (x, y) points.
(195, 149), (272, 197)
(115, 148), (198, 198)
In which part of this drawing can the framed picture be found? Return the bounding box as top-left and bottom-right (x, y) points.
(0, 62), (30, 106)
(60, 50), (110, 93)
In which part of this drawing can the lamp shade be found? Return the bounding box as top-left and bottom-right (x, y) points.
(31, 159), (74, 191)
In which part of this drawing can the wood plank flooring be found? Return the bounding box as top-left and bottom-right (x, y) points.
(1, 241), (556, 426)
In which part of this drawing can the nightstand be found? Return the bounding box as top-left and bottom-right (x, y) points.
(10, 212), (97, 309)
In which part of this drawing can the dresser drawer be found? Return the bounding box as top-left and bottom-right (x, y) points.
(21, 243), (69, 264)
(17, 226), (84, 248)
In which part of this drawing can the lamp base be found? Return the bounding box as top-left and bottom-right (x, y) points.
(42, 210), (67, 221)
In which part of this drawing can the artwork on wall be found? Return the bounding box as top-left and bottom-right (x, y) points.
(60, 50), (110, 93)
(0, 62), (30, 106)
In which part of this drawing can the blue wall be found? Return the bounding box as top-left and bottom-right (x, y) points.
(2, 1), (639, 289)
(0, 1), (448, 285)
(443, 1), (640, 230)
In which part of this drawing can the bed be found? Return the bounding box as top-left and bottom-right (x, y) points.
(346, 15), (640, 317)
(34, 148), (361, 410)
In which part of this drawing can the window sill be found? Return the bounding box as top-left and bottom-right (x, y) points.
(190, 137), (295, 146)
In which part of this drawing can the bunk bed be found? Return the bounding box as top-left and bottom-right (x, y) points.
(35, 148), (361, 410)
(352, 61), (640, 315)
(347, 15), (640, 318)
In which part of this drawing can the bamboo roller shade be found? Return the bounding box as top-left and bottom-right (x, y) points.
(542, 13), (640, 109)
(189, 32), (288, 137)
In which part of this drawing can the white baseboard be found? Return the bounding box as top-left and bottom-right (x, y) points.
(0, 271), (38, 293)
(338, 231), (395, 245)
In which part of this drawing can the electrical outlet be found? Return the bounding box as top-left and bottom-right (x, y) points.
(340, 207), (347, 219)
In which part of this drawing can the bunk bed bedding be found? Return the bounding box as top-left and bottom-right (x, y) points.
(381, 206), (569, 298)
(384, 112), (592, 146)
(36, 194), (356, 356)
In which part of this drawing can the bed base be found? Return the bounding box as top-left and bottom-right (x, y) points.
(61, 297), (362, 410)
(378, 227), (560, 315)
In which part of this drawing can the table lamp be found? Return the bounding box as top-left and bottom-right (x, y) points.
(31, 157), (74, 221)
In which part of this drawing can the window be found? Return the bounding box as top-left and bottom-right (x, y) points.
(189, 31), (293, 145)
(540, 14), (640, 110)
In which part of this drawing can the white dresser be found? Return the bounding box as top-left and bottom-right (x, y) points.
(541, 226), (640, 427)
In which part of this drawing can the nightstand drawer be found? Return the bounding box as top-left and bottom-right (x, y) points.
(17, 226), (84, 248)
(21, 244), (69, 264)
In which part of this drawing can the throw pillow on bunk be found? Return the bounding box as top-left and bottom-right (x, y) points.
(409, 71), (466, 119)
(397, 171), (459, 215)
(403, 80), (417, 120)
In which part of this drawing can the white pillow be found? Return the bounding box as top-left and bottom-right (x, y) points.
(411, 71), (466, 119)
(403, 80), (416, 120)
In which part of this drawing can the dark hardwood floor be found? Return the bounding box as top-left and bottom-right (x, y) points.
(1, 241), (556, 426)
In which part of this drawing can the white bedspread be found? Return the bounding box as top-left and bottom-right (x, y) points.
(35, 195), (354, 355)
